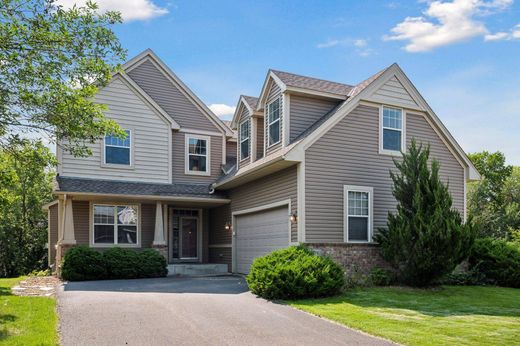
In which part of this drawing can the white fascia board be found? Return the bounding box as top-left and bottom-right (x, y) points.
(256, 71), (287, 111)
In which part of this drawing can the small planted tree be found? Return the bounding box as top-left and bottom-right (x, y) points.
(374, 139), (474, 286)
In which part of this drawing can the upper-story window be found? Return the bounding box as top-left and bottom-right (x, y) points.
(239, 120), (250, 161)
(105, 130), (131, 165)
(380, 106), (404, 154)
(185, 134), (210, 176)
(267, 98), (281, 147)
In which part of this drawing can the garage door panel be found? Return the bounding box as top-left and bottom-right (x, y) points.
(235, 206), (289, 274)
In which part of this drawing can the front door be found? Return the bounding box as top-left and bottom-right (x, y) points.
(170, 209), (200, 262)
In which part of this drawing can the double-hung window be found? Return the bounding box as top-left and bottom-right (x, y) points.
(267, 98), (281, 146)
(186, 135), (210, 175)
(381, 106), (404, 154)
(93, 204), (138, 246)
(239, 120), (250, 161)
(105, 130), (131, 165)
(344, 186), (373, 243)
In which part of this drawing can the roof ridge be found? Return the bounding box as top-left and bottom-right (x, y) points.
(270, 69), (354, 88)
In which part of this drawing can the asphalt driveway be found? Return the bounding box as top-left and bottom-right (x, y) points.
(57, 276), (393, 346)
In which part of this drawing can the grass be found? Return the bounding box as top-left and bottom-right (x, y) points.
(0, 277), (58, 346)
(290, 286), (520, 346)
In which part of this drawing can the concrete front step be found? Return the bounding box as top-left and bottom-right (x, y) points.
(168, 263), (229, 276)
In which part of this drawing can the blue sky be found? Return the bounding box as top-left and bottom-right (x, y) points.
(60, 0), (520, 164)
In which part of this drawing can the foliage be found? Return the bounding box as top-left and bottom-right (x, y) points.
(290, 286), (520, 346)
(369, 267), (395, 286)
(0, 0), (127, 155)
(0, 277), (58, 345)
(375, 139), (475, 287)
(61, 246), (107, 281)
(468, 238), (520, 288)
(438, 268), (489, 286)
(467, 152), (518, 239)
(29, 268), (52, 277)
(0, 140), (55, 278)
(61, 246), (167, 281)
(246, 246), (345, 300)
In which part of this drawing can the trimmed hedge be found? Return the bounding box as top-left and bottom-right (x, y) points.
(61, 246), (167, 281)
(246, 245), (345, 300)
(468, 238), (520, 288)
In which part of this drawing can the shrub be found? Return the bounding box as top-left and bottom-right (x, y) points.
(374, 140), (475, 287)
(137, 249), (168, 278)
(61, 246), (167, 281)
(369, 267), (395, 286)
(104, 247), (141, 279)
(61, 246), (107, 281)
(468, 238), (520, 288)
(246, 246), (345, 300)
(438, 268), (489, 286)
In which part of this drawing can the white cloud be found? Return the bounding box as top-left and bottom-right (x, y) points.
(55, 0), (168, 21)
(384, 0), (513, 52)
(208, 104), (236, 119)
(317, 38), (373, 56)
(485, 23), (520, 40)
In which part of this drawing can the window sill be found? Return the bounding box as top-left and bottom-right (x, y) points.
(266, 140), (281, 149)
(101, 163), (135, 170)
(379, 149), (403, 157)
(184, 170), (211, 177)
(91, 244), (140, 248)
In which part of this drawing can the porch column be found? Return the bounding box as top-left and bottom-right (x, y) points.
(153, 201), (166, 245)
(61, 197), (76, 245)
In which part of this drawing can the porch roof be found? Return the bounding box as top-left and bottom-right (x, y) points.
(54, 176), (229, 203)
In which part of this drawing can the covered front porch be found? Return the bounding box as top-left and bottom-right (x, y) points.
(50, 176), (233, 274)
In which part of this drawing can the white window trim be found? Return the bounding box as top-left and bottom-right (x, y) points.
(239, 119), (250, 161)
(379, 105), (406, 156)
(266, 98), (281, 148)
(90, 202), (141, 248)
(185, 134), (211, 176)
(343, 185), (374, 243)
(102, 129), (134, 169)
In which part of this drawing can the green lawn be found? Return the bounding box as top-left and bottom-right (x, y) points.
(290, 286), (520, 346)
(0, 277), (58, 346)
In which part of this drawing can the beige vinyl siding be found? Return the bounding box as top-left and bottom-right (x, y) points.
(226, 141), (237, 160)
(305, 104), (465, 243)
(140, 204), (155, 248)
(209, 204), (232, 245)
(60, 77), (170, 183)
(238, 106), (252, 169)
(370, 76), (419, 109)
(265, 81), (283, 156)
(230, 166), (297, 242)
(127, 60), (220, 132)
(290, 95), (339, 142)
(256, 117), (264, 160)
(172, 132), (223, 184)
(48, 204), (58, 267)
(72, 201), (89, 245)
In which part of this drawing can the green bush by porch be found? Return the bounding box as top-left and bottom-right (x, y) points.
(61, 246), (167, 281)
(246, 245), (345, 300)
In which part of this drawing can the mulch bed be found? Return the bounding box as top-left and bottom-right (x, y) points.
(11, 276), (61, 297)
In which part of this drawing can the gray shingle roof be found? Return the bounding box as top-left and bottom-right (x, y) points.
(242, 95), (259, 110)
(271, 70), (353, 96)
(55, 176), (227, 199)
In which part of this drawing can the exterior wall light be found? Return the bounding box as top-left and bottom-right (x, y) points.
(289, 213), (297, 224)
(224, 222), (232, 231)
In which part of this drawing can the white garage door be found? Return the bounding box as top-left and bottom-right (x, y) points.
(235, 206), (289, 274)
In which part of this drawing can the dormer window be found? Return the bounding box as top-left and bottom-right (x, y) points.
(267, 98), (281, 146)
(104, 130), (131, 165)
(239, 120), (250, 161)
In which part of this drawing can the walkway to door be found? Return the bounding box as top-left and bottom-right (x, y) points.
(58, 276), (394, 346)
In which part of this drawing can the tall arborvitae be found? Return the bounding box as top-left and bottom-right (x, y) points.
(375, 139), (474, 286)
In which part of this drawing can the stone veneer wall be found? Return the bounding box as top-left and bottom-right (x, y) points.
(306, 243), (391, 275)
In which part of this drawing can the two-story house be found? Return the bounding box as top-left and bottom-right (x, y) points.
(45, 49), (479, 275)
